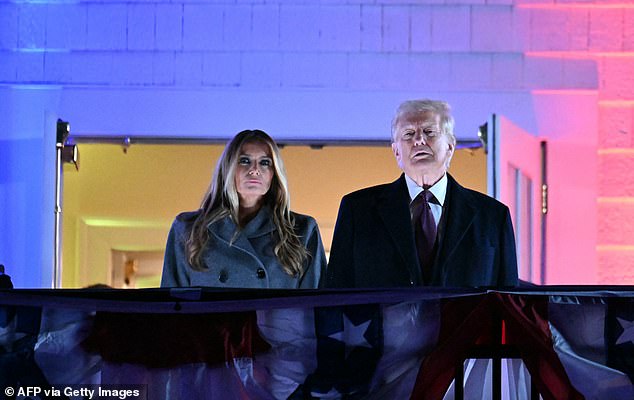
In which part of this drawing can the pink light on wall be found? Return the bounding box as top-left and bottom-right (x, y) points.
(523, 0), (634, 284)
(532, 91), (599, 284)
(526, 52), (634, 58)
(518, 4), (634, 9)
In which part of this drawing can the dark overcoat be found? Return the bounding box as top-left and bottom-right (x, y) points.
(326, 174), (518, 288)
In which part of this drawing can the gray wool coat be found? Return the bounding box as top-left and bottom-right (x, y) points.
(161, 207), (326, 289)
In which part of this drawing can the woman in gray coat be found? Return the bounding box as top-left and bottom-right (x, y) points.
(161, 130), (326, 289)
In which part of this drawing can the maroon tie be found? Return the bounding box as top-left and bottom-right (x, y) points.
(411, 190), (437, 283)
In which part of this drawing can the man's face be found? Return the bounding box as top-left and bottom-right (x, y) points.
(391, 111), (455, 180)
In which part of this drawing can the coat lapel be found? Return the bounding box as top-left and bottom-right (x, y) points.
(376, 175), (421, 283)
(434, 175), (477, 278)
(207, 208), (275, 261)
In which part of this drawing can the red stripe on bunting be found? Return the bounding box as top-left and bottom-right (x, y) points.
(81, 311), (270, 368)
(410, 293), (584, 400)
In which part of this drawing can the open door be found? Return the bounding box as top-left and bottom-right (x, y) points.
(487, 115), (546, 284)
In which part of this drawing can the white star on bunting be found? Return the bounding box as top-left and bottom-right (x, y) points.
(616, 317), (634, 345)
(328, 314), (372, 359)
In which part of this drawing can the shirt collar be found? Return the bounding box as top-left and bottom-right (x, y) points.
(405, 173), (447, 206)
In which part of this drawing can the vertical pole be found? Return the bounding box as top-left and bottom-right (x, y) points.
(540, 140), (548, 285)
(492, 357), (502, 400)
(492, 311), (502, 400)
(454, 361), (464, 400)
(53, 143), (63, 288)
(53, 120), (69, 289)
(531, 379), (540, 400)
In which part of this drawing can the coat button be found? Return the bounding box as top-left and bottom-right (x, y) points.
(218, 270), (228, 283)
(256, 268), (266, 279)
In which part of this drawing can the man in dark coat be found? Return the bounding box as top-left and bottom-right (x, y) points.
(325, 99), (518, 288)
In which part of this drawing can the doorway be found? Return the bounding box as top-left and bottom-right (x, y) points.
(62, 142), (487, 288)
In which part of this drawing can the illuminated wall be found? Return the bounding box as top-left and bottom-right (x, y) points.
(518, 0), (634, 283)
(0, 0), (630, 286)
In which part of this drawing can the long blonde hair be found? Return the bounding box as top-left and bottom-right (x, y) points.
(186, 130), (308, 276)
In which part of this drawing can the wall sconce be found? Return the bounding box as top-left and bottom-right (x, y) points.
(62, 144), (79, 171)
(57, 119), (79, 170)
(56, 119), (70, 145)
(478, 122), (488, 152)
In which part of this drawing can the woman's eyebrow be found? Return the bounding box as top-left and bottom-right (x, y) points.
(239, 153), (271, 159)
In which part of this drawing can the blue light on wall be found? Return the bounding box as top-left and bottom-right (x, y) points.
(0, 86), (61, 288)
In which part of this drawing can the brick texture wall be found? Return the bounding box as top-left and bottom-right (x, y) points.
(0, 0), (595, 91)
(1, 0), (632, 283)
(513, 0), (634, 283)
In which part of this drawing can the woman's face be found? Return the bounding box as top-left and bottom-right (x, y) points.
(234, 141), (274, 208)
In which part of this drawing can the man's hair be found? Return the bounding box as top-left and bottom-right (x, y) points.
(391, 99), (456, 147)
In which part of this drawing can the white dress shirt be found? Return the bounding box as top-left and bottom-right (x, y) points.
(405, 173), (448, 228)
